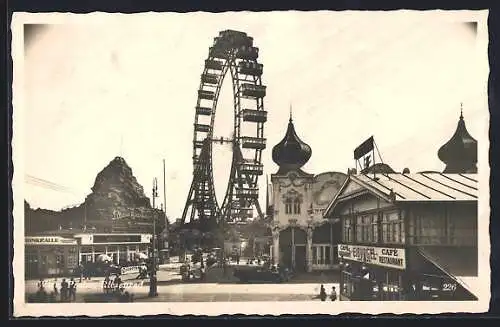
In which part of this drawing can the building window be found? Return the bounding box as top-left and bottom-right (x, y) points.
(356, 216), (362, 242)
(285, 199), (292, 214)
(372, 214), (379, 243)
(382, 210), (404, 244)
(312, 245), (331, 265)
(282, 189), (303, 215)
(343, 217), (354, 243)
(355, 214), (377, 243)
(293, 199), (301, 214)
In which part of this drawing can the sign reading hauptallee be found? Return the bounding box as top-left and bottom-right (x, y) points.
(337, 244), (406, 270)
(25, 236), (77, 245)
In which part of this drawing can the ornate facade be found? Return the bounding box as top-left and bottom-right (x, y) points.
(269, 114), (346, 272)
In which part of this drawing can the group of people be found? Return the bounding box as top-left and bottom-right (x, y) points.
(318, 284), (337, 301)
(36, 277), (78, 302)
(102, 274), (122, 293)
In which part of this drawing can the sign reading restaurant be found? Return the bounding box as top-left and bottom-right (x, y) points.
(337, 244), (406, 270)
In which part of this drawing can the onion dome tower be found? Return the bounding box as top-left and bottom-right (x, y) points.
(272, 109), (312, 174)
(438, 105), (478, 173)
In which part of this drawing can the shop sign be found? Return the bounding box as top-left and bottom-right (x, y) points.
(120, 265), (146, 275)
(93, 235), (142, 244)
(338, 244), (406, 270)
(25, 236), (77, 246)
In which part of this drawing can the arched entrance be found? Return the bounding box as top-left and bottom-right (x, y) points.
(279, 227), (307, 272)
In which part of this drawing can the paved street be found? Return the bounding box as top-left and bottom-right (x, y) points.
(25, 259), (340, 303)
(26, 282), (339, 302)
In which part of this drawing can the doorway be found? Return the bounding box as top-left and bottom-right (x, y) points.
(294, 245), (306, 272)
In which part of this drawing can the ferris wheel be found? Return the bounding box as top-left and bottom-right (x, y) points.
(181, 30), (267, 233)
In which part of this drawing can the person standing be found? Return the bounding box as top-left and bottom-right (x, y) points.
(78, 264), (83, 283)
(113, 274), (122, 293)
(53, 278), (59, 297)
(330, 286), (337, 301)
(320, 284), (327, 302)
(69, 278), (77, 302)
(200, 262), (206, 281)
(60, 278), (68, 302)
(37, 278), (45, 292)
(103, 275), (111, 294)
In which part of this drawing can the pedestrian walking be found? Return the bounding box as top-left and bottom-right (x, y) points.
(69, 278), (77, 302)
(60, 278), (68, 302)
(330, 286), (337, 301)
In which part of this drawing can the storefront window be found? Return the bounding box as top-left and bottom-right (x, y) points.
(313, 245), (331, 265)
(80, 245), (93, 254)
(380, 270), (402, 300)
(25, 249), (39, 278)
(341, 271), (353, 298)
(107, 245), (117, 252)
(67, 247), (78, 269)
(119, 246), (129, 263)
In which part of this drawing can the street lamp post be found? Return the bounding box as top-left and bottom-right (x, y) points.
(149, 178), (159, 297)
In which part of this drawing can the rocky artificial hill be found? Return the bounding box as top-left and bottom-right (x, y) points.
(25, 156), (166, 235)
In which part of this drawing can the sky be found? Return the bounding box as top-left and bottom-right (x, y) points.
(21, 11), (489, 222)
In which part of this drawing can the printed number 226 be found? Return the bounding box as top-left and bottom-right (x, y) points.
(443, 283), (457, 291)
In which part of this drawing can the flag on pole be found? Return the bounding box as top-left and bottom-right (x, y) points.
(354, 136), (374, 160)
(354, 136), (375, 171)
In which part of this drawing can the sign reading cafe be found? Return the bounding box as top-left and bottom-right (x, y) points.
(337, 244), (406, 270)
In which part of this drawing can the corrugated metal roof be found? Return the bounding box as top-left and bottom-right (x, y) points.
(351, 172), (478, 202)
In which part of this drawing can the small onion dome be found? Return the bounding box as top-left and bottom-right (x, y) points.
(272, 115), (312, 173)
(438, 110), (477, 173)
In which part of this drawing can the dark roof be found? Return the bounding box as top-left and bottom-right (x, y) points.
(324, 172), (478, 217)
(360, 163), (395, 174)
(271, 116), (312, 174)
(438, 111), (477, 173)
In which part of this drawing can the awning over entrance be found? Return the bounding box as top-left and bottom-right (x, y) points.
(418, 246), (477, 277)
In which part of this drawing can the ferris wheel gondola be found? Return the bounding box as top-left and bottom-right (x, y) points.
(181, 30), (267, 235)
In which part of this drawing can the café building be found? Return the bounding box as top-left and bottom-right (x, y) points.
(325, 114), (479, 301)
(324, 109), (480, 301)
(325, 171), (478, 301)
